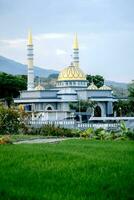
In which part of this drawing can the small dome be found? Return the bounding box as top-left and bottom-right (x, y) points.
(99, 85), (112, 90)
(88, 82), (98, 90)
(18, 104), (24, 111)
(35, 84), (44, 90)
(58, 65), (86, 81)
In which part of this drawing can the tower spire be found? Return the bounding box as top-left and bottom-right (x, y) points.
(73, 33), (79, 67)
(28, 30), (33, 45)
(73, 33), (79, 49)
(27, 30), (34, 90)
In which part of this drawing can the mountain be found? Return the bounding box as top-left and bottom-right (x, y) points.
(0, 55), (59, 77)
(105, 80), (128, 90)
(0, 55), (128, 90)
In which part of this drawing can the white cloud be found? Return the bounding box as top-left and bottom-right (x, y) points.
(0, 31), (134, 82)
(56, 49), (67, 56)
(0, 32), (70, 48)
(0, 39), (26, 48)
(34, 33), (69, 41)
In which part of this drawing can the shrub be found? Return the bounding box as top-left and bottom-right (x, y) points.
(120, 121), (128, 133)
(80, 128), (94, 138)
(0, 106), (20, 135)
(125, 130), (134, 140)
(30, 124), (74, 137)
(0, 135), (12, 144)
(94, 128), (104, 136)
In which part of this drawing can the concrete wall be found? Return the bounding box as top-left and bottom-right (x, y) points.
(20, 90), (58, 99)
(106, 102), (113, 116)
(32, 111), (71, 121)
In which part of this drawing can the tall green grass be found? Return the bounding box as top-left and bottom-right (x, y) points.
(0, 140), (134, 200)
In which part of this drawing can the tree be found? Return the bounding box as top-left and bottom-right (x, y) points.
(69, 100), (96, 112)
(113, 100), (131, 116)
(48, 73), (59, 79)
(128, 81), (134, 113)
(113, 82), (134, 116)
(0, 72), (27, 106)
(86, 75), (104, 88)
(128, 82), (134, 101)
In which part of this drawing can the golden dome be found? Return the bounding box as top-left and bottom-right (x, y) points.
(88, 82), (98, 90)
(58, 65), (86, 81)
(35, 84), (44, 90)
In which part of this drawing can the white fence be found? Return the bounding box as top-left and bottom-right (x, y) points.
(28, 117), (134, 130)
(28, 120), (120, 130)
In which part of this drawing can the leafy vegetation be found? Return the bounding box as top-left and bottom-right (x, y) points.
(0, 104), (134, 141)
(27, 124), (74, 137)
(0, 140), (134, 200)
(0, 135), (12, 144)
(114, 81), (134, 116)
(86, 74), (104, 88)
(0, 72), (27, 106)
(0, 105), (20, 134)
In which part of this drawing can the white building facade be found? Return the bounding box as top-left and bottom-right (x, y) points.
(14, 32), (115, 121)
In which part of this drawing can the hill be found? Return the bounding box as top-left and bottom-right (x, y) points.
(0, 55), (59, 77)
(105, 80), (128, 90)
(0, 55), (128, 96)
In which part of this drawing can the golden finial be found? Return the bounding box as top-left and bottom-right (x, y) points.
(28, 30), (33, 45)
(73, 33), (79, 49)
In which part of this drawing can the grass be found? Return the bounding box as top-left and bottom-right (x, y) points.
(0, 140), (134, 200)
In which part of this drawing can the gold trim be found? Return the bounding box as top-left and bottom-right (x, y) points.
(58, 65), (86, 81)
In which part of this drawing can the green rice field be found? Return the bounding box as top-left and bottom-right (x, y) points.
(0, 140), (134, 200)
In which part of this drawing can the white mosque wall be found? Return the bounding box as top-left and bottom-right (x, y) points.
(58, 94), (77, 101)
(106, 101), (113, 116)
(20, 90), (58, 99)
(77, 90), (87, 100)
(34, 103), (57, 111)
(32, 111), (71, 121)
(87, 90), (112, 98)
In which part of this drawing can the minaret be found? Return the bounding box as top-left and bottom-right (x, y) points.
(27, 30), (34, 90)
(73, 33), (79, 67)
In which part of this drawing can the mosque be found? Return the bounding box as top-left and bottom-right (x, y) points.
(14, 31), (115, 121)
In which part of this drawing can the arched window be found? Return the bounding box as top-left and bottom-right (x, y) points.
(47, 106), (52, 111)
(45, 104), (54, 111)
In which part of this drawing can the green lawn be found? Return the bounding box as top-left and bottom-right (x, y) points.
(0, 140), (134, 200)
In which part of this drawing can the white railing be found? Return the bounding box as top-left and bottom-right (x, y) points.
(28, 120), (121, 130)
(89, 117), (134, 121)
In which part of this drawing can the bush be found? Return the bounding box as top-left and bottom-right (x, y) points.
(37, 124), (73, 137)
(125, 130), (134, 140)
(0, 135), (12, 144)
(80, 128), (94, 138)
(94, 128), (104, 136)
(0, 106), (20, 135)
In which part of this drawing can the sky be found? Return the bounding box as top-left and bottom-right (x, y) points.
(0, 0), (134, 82)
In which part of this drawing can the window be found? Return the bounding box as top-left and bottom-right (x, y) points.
(45, 104), (54, 111)
(47, 106), (52, 111)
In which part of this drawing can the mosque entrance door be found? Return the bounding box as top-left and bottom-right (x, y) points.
(94, 106), (101, 117)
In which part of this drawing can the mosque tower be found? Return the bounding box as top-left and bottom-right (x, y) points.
(27, 30), (34, 90)
(73, 33), (79, 67)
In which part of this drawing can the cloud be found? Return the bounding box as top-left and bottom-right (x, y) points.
(0, 38), (26, 48)
(0, 32), (70, 48)
(34, 33), (69, 41)
(0, 31), (134, 82)
(56, 49), (67, 56)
